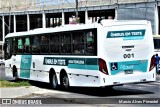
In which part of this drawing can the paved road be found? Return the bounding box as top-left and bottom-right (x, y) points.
(0, 66), (15, 81)
(0, 66), (160, 106)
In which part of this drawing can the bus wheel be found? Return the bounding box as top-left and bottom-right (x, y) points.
(51, 73), (58, 89)
(62, 74), (69, 89)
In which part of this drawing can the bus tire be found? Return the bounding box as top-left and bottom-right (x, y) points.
(61, 73), (70, 90)
(50, 73), (59, 89)
(13, 66), (19, 81)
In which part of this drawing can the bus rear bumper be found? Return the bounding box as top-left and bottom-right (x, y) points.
(100, 71), (156, 87)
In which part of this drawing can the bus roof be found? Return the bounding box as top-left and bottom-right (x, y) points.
(100, 20), (149, 27)
(5, 23), (96, 38)
(5, 20), (150, 38)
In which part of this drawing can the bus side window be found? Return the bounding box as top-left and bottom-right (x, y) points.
(18, 38), (24, 53)
(32, 36), (40, 53)
(4, 39), (12, 60)
(12, 38), (18, 54)
(86, 31), (95, 54)
(50, 34), (60, 54)
(41, 35), (49, 53)
(61, 33), (71, 54)
(25, 37), (31, 53)
(72, 32), (85, 54)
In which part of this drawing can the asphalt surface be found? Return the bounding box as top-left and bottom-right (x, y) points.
(0, 66), (160, 106)
(0, 65), (14, 81)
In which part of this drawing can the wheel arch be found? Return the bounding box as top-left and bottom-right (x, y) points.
(60, 69), (67, 85)
(49, 68), (56, 83)
(12, 65), (17, 77)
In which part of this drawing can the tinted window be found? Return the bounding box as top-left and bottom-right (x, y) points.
(50, 34), (60, 54)
(41, 35), (49, 53)
(32, 36), (40, 53)
(61, 33), (71, 54)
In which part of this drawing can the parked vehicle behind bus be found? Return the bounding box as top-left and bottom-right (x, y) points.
(3, 20), (155, 89)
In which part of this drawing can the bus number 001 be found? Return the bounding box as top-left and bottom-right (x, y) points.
(123, 53), (134, 58)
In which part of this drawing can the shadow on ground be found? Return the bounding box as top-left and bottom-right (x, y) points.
(28, 80), (153, 97)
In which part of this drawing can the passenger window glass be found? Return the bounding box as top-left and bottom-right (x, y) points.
(18, 38), (24, 53)
(61, 33), (71, 54)
(50, 34), (59, 44)
(50, 34), (60, 54)
(86, 31), (95, 54)
(4, 39), (11, 60)
(72, 32), (85, 54)
(41, 35), (49, 53)
(50, 44), (60, 53)
(24, 37), (30, 53)
(25, 37), (30, 46)
(32, 36), (40, 53)
(73, 43), (84, 54)
(61, 44), (71, 53)
(13, 38), (18, 54)
(41, 35), (49, 44)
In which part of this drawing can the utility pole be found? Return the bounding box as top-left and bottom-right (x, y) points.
(75, 0), (78, 22)
(8, 6), (11, 33)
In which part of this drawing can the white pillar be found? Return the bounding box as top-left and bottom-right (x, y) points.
(2, 15), (5, 42)
(115, 7), (118, 20)
(62, 10), (65, 25)
(154, 3), (159, 35)
(27, 13), (30, 31)
(42, 11), (46, 28)
(85, 8), (88, 24)
(14, 15), (16, 33)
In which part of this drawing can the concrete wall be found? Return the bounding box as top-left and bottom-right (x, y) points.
(0, 0), (157, 13)
(0, 0), (36, 13)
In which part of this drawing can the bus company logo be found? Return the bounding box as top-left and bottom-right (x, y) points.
(111, 63), (118, 70)
(2, 99), (11, 104)
(22, 58), (28, 64)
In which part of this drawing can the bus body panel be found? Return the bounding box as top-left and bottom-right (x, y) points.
(99, 70), (155, 86)
(98, 21), (155, 77)
(96, 20), (155, 86)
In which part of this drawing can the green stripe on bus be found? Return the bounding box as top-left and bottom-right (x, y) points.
(68, 64), (99, 70)
(109, 60), (148, 75)
(107, 29), (146, 39)
(43, 57), (98, 66)
(20, 55), (32, 78)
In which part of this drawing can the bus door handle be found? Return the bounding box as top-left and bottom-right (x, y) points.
(33, 62), (35, 68)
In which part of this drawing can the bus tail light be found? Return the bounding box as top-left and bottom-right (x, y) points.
(99, 58), (109, 75)
(149, 55), (156, 71)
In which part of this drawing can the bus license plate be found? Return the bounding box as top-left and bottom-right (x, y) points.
(125, 70), (133, 74)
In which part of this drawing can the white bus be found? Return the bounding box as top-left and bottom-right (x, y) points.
(3, 20), (156, 89)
